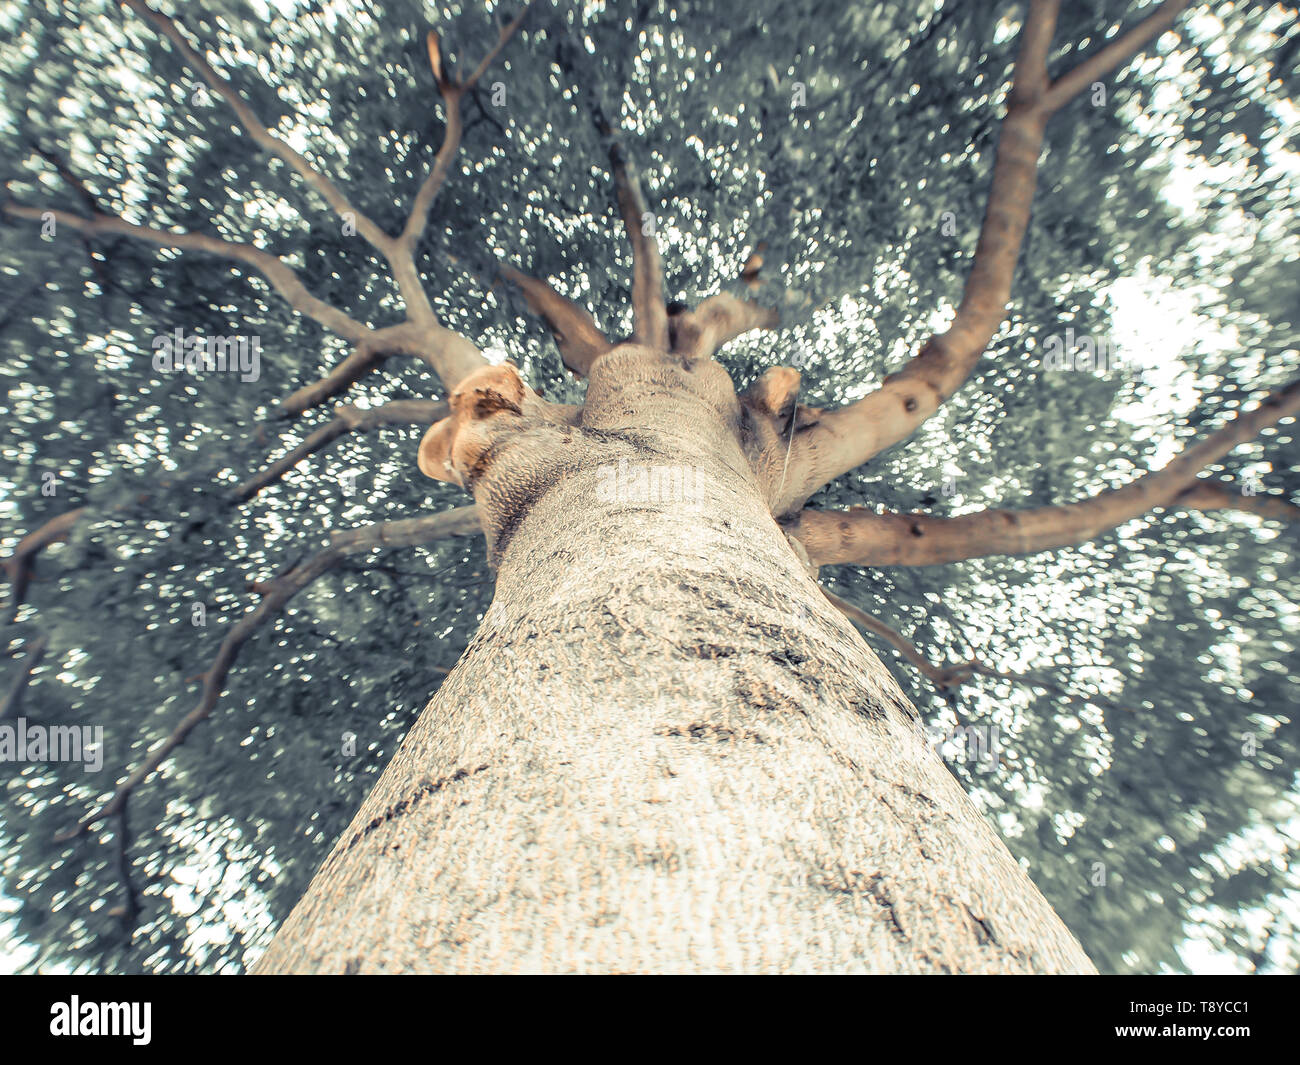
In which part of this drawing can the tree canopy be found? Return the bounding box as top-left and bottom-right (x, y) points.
(1, 0), (1297, 974)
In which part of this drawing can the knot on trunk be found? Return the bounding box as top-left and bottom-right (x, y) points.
(417, 363), (529, 488)
(744, 366), (801, 423)
(417, 363), (596, 567)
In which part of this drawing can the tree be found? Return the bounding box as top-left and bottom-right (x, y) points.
(1, 0), (1296, 973)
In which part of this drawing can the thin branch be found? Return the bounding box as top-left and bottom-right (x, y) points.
(790, 379), (1300, 568)
(779, 0), (1195, 511)
(395, 8), (531, 315)
(0, 634), (49, 718)
(822, 587), (959, 687)
(1044, 1), (1193, 111)
(273, 342), (387, 419)
(235, 399), (448, 501)
(55, 507), (482, 841)
(499, 265), (613, 376)
(30, 143), (100, 215)
(2, 204), (370, 343)
(592, 102), (669, 350)
(271, 320), (481, 419)
(3, 508), (87, 625)
(120, 0), (392, 254)
(106, 798), (141, 928)
(823, 586), (1120, 705)
(28, 141), (116, 288)
(462, 5), (532, 92)
(117, 1), (490, 393)
(396, 73), (465, 265)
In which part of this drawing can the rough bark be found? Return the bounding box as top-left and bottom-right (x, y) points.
(254, 343), (1093, 974)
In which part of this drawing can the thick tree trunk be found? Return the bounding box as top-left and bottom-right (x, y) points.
(254, 347), (1094, 973)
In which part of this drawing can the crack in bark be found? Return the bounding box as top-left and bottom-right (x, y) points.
(655, 721), (767, 744)
(331, 763), (491, 863)
(963, 903), (997, 947)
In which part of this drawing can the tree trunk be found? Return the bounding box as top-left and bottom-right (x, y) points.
(253, 347), (1095, 974)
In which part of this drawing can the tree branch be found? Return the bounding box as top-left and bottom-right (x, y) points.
(396, 68), (464, 268)
(779, 0), (1195, 510)
(120, 0), (392, 254)
(106, 799), (141, 927)
(118, 1), (492, 393)
(2, 204), (371, 343)
(235, 399), (448, 501)
(27, 141), (116, 289)
(0, 634), (49, 718)
(823, 586), (1062, 694)
(592, 102), (669, 350)
(272, 320), (482, 418)
(790, 378), (1300, 568)
(499, 265), (613, 376)
(462, 5), (532, 92)
(3, 508), (87, 625)
(396, 10), (531, 306)
(670, 292), (780, 361)
(1173, 480), (1300, 523)
(55, 507), (482, 841)
(1044, 1), (1193, 112)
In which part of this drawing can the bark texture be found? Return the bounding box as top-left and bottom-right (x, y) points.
(254, 344), (1094, 974)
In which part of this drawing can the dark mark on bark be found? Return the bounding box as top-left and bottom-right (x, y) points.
(692, 643), (739, 659)
(330, 763), (491, 863)
(870, 875), (908, 939)
(656, 721), (765, 744)
(767, 647), (809, 669)
(963, 903), (997, 946)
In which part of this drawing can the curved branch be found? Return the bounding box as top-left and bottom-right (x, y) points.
(499, 266), (613, 376)
(56, 506), (483, 841)
(2, 204), (370, 343)
(121, 0), (392, 255)
(3, 508), (87, 625)
(119, 1), (491, 392)
(823, 586), (1074, 695)
(782, 0), (1195, 509)
(790, 378), (1300, 568)
(396, 76), (465, 266)
(236, 399), (448, 501)
(395, 9), (530, 323)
